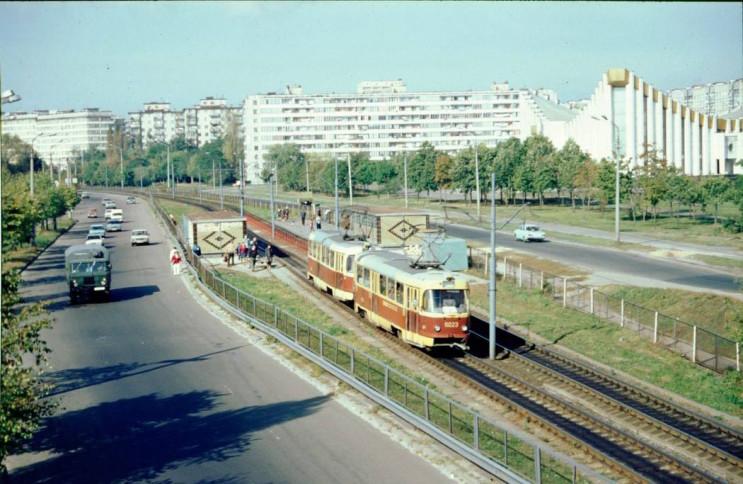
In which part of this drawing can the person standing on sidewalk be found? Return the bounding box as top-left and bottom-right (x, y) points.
(265, 244), (273, 269)
(301, 209), (307, 226)
(171, 250), (182, 275)
(249, 241), (258, 271)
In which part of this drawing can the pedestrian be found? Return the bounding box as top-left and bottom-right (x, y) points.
(315, 210), (322, 230)
(171, 250), (182, 275)
(265, 244), (273, 269)
(284, 206), (290, 222)
(249, 242), (258, 271)
(170, 214), (177, 226)
(237, 242), (246, 264)
(301, 209), (307, 226)
(226, 241), (235, 266)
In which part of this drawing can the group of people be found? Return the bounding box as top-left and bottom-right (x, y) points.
(225, 238), (272, 271)
(277, 206), (290, 222)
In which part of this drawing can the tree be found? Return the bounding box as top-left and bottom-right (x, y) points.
(407, 142), (438, 198)
(261, 144), (306, 190)
(634, 148), (671, 222)
(451, 148), (477, 203)
(434, 153), (454, 202)
(700, 176), (731, 224)
(664, 169), (693, 225)
(573, 156), (598, 210)
(493, 137), (524, 205)
(556, 139), (588, 207)
(1, 171), (37, 249)
(523, 135), (557, 206)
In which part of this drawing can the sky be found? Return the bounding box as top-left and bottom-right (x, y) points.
(1, 2), (741, 117)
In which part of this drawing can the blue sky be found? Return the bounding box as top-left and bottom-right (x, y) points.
(1, 2), (740, 117)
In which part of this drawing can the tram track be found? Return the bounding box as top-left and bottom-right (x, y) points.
(150, 190), (742, 483)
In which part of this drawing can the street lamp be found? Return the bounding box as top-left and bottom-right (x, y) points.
(592, 115), (622, 242)
(30, 132), (58, 196)
(474, 144), (481, 221)
(1, 89), (21, 104)
(347, 152), (353, 206)
(403, 153), (408, 209)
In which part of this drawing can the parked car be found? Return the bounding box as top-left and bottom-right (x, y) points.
(126, 196), (136, 204)
(89, 224), (106, 238)
(131, 229), (150, 246)
(85, 234), (104, 246)
(106, 220), (122, 232)
(514, 223), (546, 242)
(87, 208), (98, 218)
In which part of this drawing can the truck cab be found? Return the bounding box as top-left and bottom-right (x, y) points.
(64, 245), (112, 303)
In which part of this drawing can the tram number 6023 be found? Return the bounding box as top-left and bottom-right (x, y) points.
(444, 321), (459, 328)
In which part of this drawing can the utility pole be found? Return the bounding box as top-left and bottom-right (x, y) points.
(489, 172), (496, 360)
(334, 157), (339, 228)
(475, 144), (481, 221)
(347, 152), (353, 206)
(404, 153), (408, 209)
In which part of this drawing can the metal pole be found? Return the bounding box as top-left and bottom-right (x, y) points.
(119, 146), (124, 188)
(334, 157), (339, 228)
(489, 173), (496, 360)
(614, 123), (621, 242)
(198, 168), (202, 202)
(240, 153), (245, 216)
(475, 145), (481, 221)
(219, 163), (224, 210)
(347, 152), (353, 206)
(166, 144), (171, 189)
(270, 174), (275, 238)
(404, 153), (408, 209)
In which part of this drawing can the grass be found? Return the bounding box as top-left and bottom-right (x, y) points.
(158, 198), (208, 223)
(601, 286), (743, 342)
(691, 254), (743, 272)
(2, 217), (76, 273)
(469, 281), (743, 417)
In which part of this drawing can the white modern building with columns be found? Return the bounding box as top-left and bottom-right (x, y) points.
(530, 68), (743, 176)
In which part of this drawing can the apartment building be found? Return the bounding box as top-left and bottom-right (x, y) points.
(242, 80), (522, 184)
(1, 108), (114, 168)
(669, 79), (743, 117)
(129, 102), (182, 148)
(183, 97), (242, 148)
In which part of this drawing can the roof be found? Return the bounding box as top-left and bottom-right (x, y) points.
(719, 106), (743, 120)
(344, 205), (426, 217)
(531, 94), (578, 122)
(356, 249), (467, 288)
(184, 211), (245, 222)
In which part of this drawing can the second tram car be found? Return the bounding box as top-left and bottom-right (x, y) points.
(307, 229), (366, 302)
(353, 250), (469, 349)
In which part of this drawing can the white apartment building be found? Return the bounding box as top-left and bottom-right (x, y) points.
(242, 80), (522, 184)
(1, 108), (114, 169)
(529, 68), (743, 176)
(183, 97), (242, 148)
(129, 102), (183, 148)
(669, 79), (743, 117)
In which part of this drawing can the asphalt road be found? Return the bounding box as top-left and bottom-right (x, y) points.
(441, 223), (741, 294)
(8, 194), (458, 483)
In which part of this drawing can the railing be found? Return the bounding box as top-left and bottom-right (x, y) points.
(469, 247), (741, 373)
(130, 187), (608, 484)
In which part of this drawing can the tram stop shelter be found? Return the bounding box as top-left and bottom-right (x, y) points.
(339, 205), (430, 247)
(182, 211), (247, 255)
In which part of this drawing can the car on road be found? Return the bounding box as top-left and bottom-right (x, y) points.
(514, 223), (546, 242)
(85, 234), (104, 246)
(80, 191), (90, 199)
(106, 220), (122, 232)
(87, 208), (98, 218)
(101, 198), (112, 206)
(104, 201), (117, 209)
(89, 224), (106, 238)
(131, 229), (150, 246)
(126, 196), (136, 204)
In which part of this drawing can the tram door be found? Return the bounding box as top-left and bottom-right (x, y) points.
(406, 287), (419, 334)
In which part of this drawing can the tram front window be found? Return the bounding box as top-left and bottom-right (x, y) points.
(424, 290), (468, 314)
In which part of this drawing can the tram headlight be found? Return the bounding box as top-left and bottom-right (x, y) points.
(462, 325), (468, 332)
(101, 277), (107, 285)
(72, 280), (78, 287)
(434, 325), (441, 332)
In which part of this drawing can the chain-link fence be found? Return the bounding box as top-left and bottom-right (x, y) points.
(469, 247), (740, 373)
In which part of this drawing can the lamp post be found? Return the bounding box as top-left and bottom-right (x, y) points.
(489, 172), (496, 359)
(474, 144), (481, 221)
(403, 153), (408, 209)
(592, 115), (622, 242)
(334, 157), (339, 228)
(347, 152), (353, 206)
(29, 132), (57, 196)
(269, 171), (275, 238)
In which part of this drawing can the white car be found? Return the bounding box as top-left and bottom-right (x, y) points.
(85, 234), (104, 246)
(131, 229), (150, 246)
(514, 223), (546, 242)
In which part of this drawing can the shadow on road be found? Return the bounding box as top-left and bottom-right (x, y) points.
(9, 390), (330, 483)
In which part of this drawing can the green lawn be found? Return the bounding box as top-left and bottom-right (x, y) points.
(469, 281), (743, 417)
(3, 217), (76, 273)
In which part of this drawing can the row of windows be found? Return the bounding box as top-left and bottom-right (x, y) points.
(356, 267), (405, 305)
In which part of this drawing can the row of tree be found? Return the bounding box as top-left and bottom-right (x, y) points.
(1, 168), (77, 468)
(261, 138), (742, 232)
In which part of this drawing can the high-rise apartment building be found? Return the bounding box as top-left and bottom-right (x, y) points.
(669, 79), (743, 117)
(242, 81), (523, 184)
(129, 102), (183, 148)
(183, 97), (242, 148)
(1, 108), (114, 169)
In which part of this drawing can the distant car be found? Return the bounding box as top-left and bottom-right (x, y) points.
(131, 229), (150, 246)
(81, 191), (90, 199)
(126, 196), (136, 204)
(101, 198), (111, 206)
(104, 209), (114, 220)
(106, 220), (122, 232)
(85, 234), (104, 246)
(104, 201), (117, 209)
(87, 208), (98, 218)
(89, 224), (106, 238)
(514, 223), (546, 242)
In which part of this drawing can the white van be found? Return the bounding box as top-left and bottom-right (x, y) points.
(109, 209), (123, 222)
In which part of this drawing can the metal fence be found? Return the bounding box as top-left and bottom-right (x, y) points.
(129, 189), (608, 484)
(469, 247), (741, 373)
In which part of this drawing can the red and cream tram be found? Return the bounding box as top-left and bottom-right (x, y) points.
(307, 229), (367, 302)
(353, 250), (470, 349)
